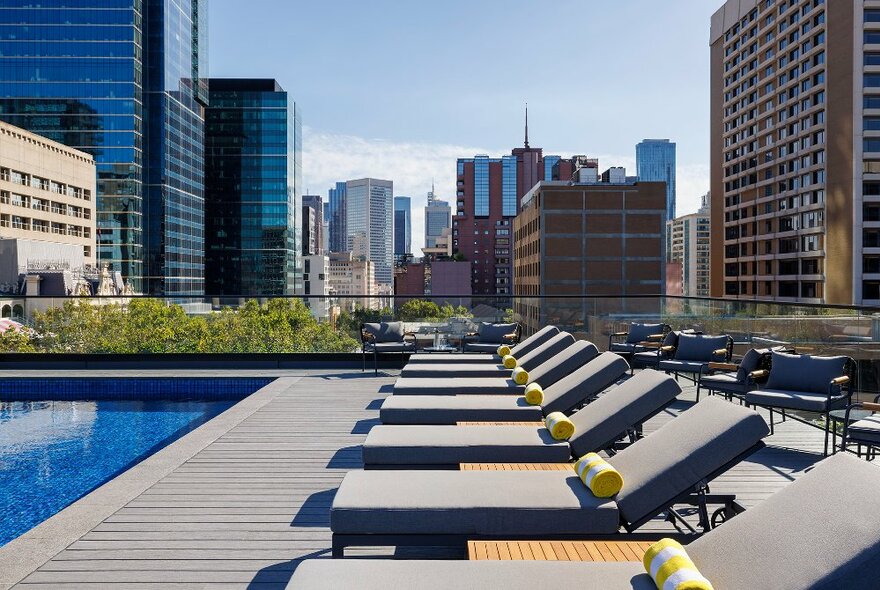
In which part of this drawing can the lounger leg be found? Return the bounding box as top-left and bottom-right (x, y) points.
(695, 382), (701, 402)
(362, 350), (366, 372)
(768, 408), (774, 435)
(374, 348), (379, 376)
(823, 412), (831, 457)
(332, 535), (345, 558)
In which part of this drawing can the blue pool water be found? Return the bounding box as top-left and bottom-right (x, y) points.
(0, 398), (235, 546)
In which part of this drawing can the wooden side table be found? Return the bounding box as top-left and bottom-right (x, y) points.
(468, 540), (652, 562)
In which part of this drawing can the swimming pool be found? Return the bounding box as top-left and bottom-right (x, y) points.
(0, 379), (269, 547)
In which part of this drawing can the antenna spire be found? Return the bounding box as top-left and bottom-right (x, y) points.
(524, 102), (530, 148)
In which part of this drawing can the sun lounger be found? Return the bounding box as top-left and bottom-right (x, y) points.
(292, 453), (880, 589)
(393, 340), (599, 396)
(331, 397), (769, 555)
(407, 326), (560, 364)
(365, 370), (680, 467)
(381, 352), (629, 425)
(400, 331), (576, 378)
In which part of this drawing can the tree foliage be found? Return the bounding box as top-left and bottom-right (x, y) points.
(1, 298), (358, 354)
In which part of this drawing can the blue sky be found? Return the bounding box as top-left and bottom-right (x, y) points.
(209, 0), (720, 250)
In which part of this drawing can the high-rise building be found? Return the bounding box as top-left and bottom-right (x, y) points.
(394, 196), (412, 258)
(424, 192), (451, 249)
(666, 193), (711, 297)
(328, 182), (347, 252)
(514, 179), (667, 332)
(328, 251), (378, 311)
(636, 139), (677, 221)
(303, 195), (324, 255)
(345, 178), (393, 286)
(204, 79), (301, 297)
(0, 0), (209, 295)
(454, 118), (580, 295)
(709, 0), (873, 304)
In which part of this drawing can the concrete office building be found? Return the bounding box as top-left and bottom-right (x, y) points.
(0, 121), (97, 272)
(301, 253), (330, 318)
(666, 193), (711, 297)
(637, 139), (677, 221)
(710, 0), (880, 304)
(513, 179), (667, 332)
(424, 191), (451, 249)
(303, 195), (324, 256)
(345, 178), (393, 286)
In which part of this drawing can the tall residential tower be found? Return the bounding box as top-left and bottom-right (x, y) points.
(636, 139), (677, 221)
(345, 178), (393, 286)
(394, 196), (412, 258)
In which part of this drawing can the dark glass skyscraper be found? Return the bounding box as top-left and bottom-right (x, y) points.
(0, 0), (208, 295)
(328, 181), (346, 252)
(394, 196), (412, 258)
(204, 79), (301, 296)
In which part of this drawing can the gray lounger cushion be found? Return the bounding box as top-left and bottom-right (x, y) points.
(505, 325), (560, 358)
(401, 331), (575, 378)
(462, 342), (504, 353)
(568, 370), (681, 457)
(382, 352), (628, 425)
(362, 426), (571, 466)
(380, 395), (543, 425)
(687, 453), (880, 590)
(407, 353), (496, 364)
(331, 470), (620, 535)
(608, 396), (769, 526)
(541, 352), (630, 415)
(393, 340), (598, 396)
(288, 561), (652, 590)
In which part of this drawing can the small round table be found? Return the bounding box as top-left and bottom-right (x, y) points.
(829, 409), (874, 455)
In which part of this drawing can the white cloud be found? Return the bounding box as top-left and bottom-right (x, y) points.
(301, 130), (711, 254)
(302, 128), (492, 253)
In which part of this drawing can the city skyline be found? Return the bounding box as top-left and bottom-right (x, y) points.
(208, 0), (718, 253)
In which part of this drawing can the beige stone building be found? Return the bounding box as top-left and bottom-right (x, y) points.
(710, 0), (880, 304)
(328, 251), (379, 311)
(666, 194), (711, 297)
(0, 120), (96, 267)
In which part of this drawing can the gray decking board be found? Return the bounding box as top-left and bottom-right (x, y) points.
(10, 372), (842, 589)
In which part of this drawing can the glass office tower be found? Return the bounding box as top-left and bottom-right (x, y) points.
(636, 139), (676, 221)
(328, 181), (347, 253)
(393, 196), (412, 258)
(204, 79), (301, 296)
(0, 0), (208, 295)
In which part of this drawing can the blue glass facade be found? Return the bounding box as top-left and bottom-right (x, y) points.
(474, 156), (490, 217)
(636, 139), (676, 221)
(544, 155), (561, 181)
(501, 155), (517, 217)
(0, 0), (209, 295)
(204, 79), (300, 296)
(0, 0), (145, 287)
(328, 182), (347, 252)
(394, 196), (411, 257)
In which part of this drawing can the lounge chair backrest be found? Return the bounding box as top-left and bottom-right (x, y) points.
(607, 396), (769, 526)
(541, 352), (630, 415)
(686, 453), (880, 590)
(363, 322), (405, 343)
(673, 334), (730, 361)
(528, 340), (599, 389)
(477, 322), (518, 343)
(568, 369), (680, 457)
(626, 323), (666, 344)
(516, 332), (577, 370)
(509, 326), (560, 358)
(764, 351), (850, 394)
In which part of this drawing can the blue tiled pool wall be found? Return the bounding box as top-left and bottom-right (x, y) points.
(0, 378), (275, 401)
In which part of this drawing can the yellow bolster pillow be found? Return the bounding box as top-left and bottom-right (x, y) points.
(524, 383), (544, 406)
(544, 411), (575, 441)
(511, 367), (529, 385)
(502, 355), (517, 369)
(497, 344), (512, 357)
(574, 453), (624, 498)
(643, 538), (714, 590)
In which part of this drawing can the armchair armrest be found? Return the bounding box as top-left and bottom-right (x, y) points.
(611, 332), (629, 337)
(831, 376), (850, 386)
(712, 348), (729, 358)
(749, 369), (769, 380)
(639, 342), (661, 349)
(660, 345), (675, 353)
(646, 333), (665, 341)
(863, 401), (880, 413)
(361, 330), (376, 343)
(708, 362), (738, 372)
(502, 332), (518, 342)
(465, 332), (478, 337)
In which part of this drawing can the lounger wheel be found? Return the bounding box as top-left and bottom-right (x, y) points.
(711, 507), (729, 528)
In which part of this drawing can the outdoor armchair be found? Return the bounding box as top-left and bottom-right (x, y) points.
(462, 322), (521, 353)
(744, 351), (856, 455)
(361, 321), (417, 376)
(696, 346), (795, 402)
(629, 329), (700, 372)
(839, 395), (880, 458)
(608, 322), (670, 359)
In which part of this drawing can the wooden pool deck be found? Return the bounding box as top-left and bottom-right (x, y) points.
(2, 370), (837, 589)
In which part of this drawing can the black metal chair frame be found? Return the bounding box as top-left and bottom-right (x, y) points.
(462, 323), (522, 351)
(745, 356), (857, 456)
(330, 441), (764, 557)
(360, 323), (417, 376)
(839, 394), (880, 459)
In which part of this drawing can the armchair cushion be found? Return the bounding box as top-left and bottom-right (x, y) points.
(364, 321), (406, 343)
(674, 334), (730, 362)
(477, 322), (518, 343)
(744, 389), (850, 413)
(658, 360), (710, 375)
(847, 415), (880, 444)
(367, 342), (417, 353)
(699, 372), (752, 395)
(764, 352), (850, 395)
(736, 348), (766, 382)
(626, 323), (665, 344)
